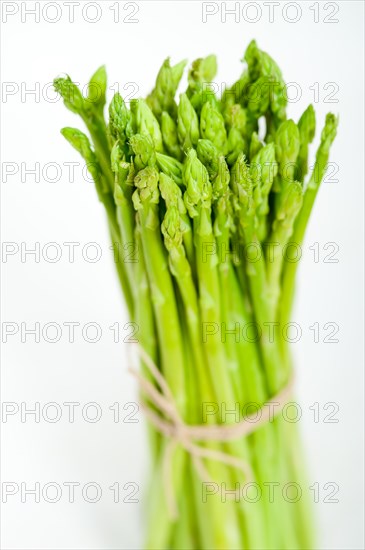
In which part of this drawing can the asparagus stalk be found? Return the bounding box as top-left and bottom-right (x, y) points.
(54, 70), (114, 190)
(266, 179), (303, 317)
(230, 153), (286, 392)
(111, 146), (137, 292)
(274, 119), (300, 191)
(132, 167), (186, 411)
(251, 142), (278, 241)
(161, 186), (244, 550)
(60, 127), (134, 316)
(184, 149), (268, 550)
(280, 113), (338, 327)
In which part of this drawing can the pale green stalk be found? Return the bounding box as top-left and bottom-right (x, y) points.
(132, 167), (188, 549)
(60, 127), (134, 316)
(230, 153), (286, 392)
(274, 119), (300, 191)
(184, 150), (268, 550)
(266, 180), (303, 317)
(54, 70), (114, 191)
(111, 149), (136, 292)
(280, 114), (338, 328)
(161, 198), (244, 550)
(132, 167), (186, 409)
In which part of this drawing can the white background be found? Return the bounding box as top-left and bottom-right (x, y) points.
(1, 1), (364, 549)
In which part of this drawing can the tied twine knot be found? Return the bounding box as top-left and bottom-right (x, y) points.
(129, 344), (294, 520)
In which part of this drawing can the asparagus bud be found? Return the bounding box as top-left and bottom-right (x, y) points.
(252, 143), (278, 206)
(54, 76), (86, 116)
(161, 205), (183, 251)
(297, 104), (316, 181)
(196, 139), (220, 180)
(108, 93), (133, 155)
(61, 127), (102, 189)
(188, 55), (217, 93)
(161, 111), (183, 160)
(130, 98), (163, 152)
(250, 143), (277, 241)
(246, 75), (271, 118)
(130, 134), (157, 172)
(200, 101), (227, 153)
(230, 152), (254, 219)
(87, 66), (107, 114)
(273, 180), (303, 233)
(159, 173), (194, 269)
(212, 157), (233, 228)
(224, 104), (247, 134)
(146, 57), (187, 120)
(308, 112), (338, 190)
(156, 152), (183, 186)
(159, 172), (183, 208)
(132, 166), (160, 210)
(221, 70), (250, 113)
(249, 132), (262, 161)
(244, 40), (287, 126)
(183, 149), (212, 219)
(110, 142), (129, 180)
(177, 93), (200, 151)
(226, 127), (246, 166)
(171, 59), (188, 88)
(187, 55), (218, 112)
(275, 119), (300, 183)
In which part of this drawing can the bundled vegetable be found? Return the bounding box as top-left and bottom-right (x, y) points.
(54, 40), (337, 550)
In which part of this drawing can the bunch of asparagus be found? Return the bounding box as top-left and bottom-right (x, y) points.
(54, 40), (337, 550)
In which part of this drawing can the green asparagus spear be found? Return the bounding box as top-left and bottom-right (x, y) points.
(61, 127), (134, 315)
(296, 104), (316, 181)
(200, 101), (227, 153)
(177, 93), (200, 151)
(161, 111), (183, 160)
(108, 92), (134, 157)
(147, 58), (187, 120)
(280, 113), (338, 327)
(156, 152), (183, 186)
(54, 73), (113, 190)
(130, 98), (163, 152)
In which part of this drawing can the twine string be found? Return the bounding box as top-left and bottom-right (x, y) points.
(129, 344), (294, 520)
